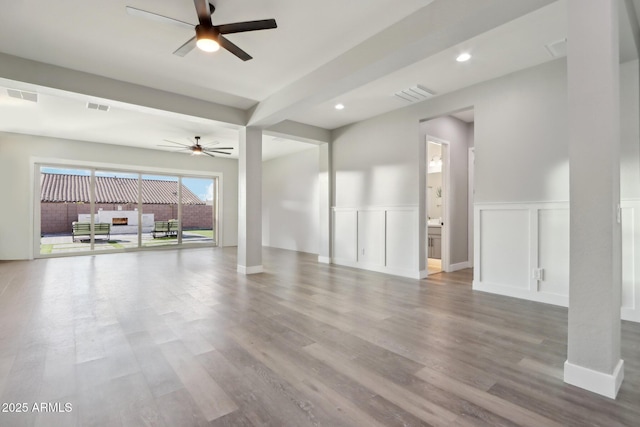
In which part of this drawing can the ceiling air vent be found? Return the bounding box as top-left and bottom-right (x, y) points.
(7, 89), (38, 102)
(394, 85), (435, 103)
(545, 38), (567, 58)
(87, 102), (110, 112)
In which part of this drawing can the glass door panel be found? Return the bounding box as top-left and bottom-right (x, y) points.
(39, 166), (93, 255)
(141, 174), (179, 247)
(94, 170), (140, 250)
(181, 177), (216, 246)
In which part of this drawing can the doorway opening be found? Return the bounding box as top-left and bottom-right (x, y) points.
(420, 109), (475, 279)
(426, 136), (449, 274)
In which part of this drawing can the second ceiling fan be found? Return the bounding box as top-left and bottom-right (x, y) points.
(127, 0), (277, 61)
(159, 136), (233, 157)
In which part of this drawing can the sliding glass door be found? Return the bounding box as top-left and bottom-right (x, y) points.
(37, 164), (218, 256)
(181, 177), (217, 246)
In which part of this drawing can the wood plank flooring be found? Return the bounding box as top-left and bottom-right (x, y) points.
(0, 247), (638, 426)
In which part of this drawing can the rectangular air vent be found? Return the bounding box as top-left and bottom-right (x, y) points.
(7, 89), (38, 102)
(394, 85), (435, 103)
(545, 38), (567, 58)
(87, 102), (110, 112)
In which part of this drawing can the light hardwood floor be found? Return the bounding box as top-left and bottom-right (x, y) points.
(427, 258), (442, 274)
(0, 247), (638, 426)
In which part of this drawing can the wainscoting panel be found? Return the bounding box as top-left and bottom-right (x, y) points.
(538, 208), (570, 297)
(621, 201), (640, 322)
(477, 207), (530, 290)
(331, 206), (420, 278)
(357, 210), (385, 266)
(386, 209), (418, 272)
(333, 209), (357, 263)
(474, 201), (640, 322)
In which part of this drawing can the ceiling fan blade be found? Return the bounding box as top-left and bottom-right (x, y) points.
(204, 147), (233, 150)
(217, 19), (277, 35)
(209, 151), (232, 155)
(193, 0), (213, 26)
(173, 36), (197, 56)
(157, 145), (192, 149)
(218, 35), (252, 61)
(201, 151), (217, 157)
(126, 6), (194, 31)
(163, 139), (192, 147)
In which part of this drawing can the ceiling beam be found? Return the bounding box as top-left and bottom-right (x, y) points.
(0, 52), (246, 126)
(248, 0), (556, 128)
(265, 120), (331, 145)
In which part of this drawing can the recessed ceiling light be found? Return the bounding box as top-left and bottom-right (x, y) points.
(335, 103), (345, 110)
(456, 53), (471, 62)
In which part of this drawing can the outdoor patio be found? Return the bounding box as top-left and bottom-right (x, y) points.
(40, 230), (214, 254)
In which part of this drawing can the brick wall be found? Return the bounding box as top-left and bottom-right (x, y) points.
(41, 202), (213, 234)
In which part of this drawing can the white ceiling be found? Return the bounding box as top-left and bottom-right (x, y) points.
(0, 78), (314, 161)
(0, 0), (430, 108)
(290, 1), (569, 129)
(0, 0), (638, 156)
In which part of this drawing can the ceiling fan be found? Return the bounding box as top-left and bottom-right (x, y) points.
(126, 0), (277, 61)
(159, 136), (233, 157)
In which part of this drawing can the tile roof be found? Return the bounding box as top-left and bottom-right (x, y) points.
(40, 174), (205, 205)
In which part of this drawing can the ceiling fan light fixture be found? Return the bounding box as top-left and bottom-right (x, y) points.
(456, 52), (471, 62)
(195, 25), (220, 52)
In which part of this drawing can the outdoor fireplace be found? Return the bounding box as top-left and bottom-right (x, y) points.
(112, 217), (128, 226)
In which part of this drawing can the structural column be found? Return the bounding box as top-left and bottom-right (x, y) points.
(237, 126), (263, 274)
(564, 0), (623, 398)
(318, 143), (331, 263)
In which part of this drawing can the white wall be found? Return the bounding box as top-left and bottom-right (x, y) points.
(262, 146), (319, 254)
(0, 132), (239, 260)
(332, 111), (419, 207)
(621, 59), (640, 200)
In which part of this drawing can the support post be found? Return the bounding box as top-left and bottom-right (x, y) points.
(564, 0), (624, 399)
(237, 127), (263, 274)
(318, 143), (331, 263)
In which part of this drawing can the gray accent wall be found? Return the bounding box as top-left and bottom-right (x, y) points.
(331, 57), (640, 272)
(621, 59), (640, 200)
(332, 57), (639, 206)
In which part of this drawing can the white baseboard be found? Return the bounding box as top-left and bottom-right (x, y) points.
(473, 280), (568, 307)
(448, 261), (471, 272)
(622, 307), (640, 323)
(237, 265), (264, 275)
(419, 269), (428, 279)
(331, 258), (422, 279)
(564, 359), (624, 399)
(317, 256), (331, 264)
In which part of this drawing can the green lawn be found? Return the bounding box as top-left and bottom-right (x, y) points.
(185, 229), (214, 238)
